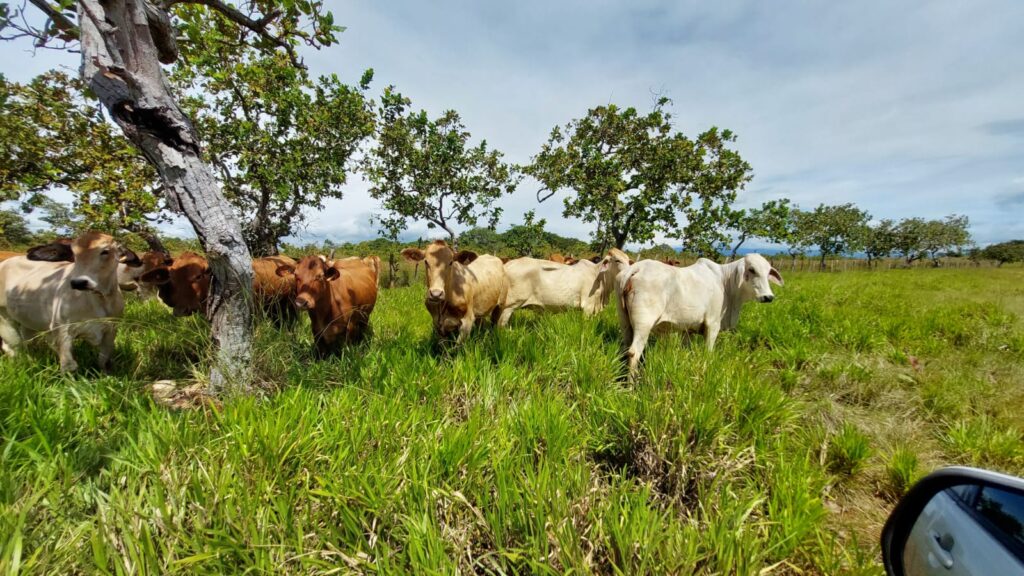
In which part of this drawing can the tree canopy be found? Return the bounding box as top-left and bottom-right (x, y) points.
(800, 203), (871, 269)
(175, 48), (375, 256)
(727, 199), (792, 260)
(524, 98), (751, 254)
(363, 88), (519, 244)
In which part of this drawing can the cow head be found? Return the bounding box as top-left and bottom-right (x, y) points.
(594, 248), (632, 303)
(117, 250), (172, 291)
(138, 251), (212, 316)
(275, 255), (339, 311)
(739, 254), (784, 303)
(27, 233), (139, 295)
(401, 240), (478, 303)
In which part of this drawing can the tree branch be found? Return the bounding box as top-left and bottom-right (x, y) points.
(27, 0), (79, 40)
(168, 0), (299, 67)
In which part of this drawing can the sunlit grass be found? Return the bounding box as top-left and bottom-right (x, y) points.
(1, 267), (1022, 574)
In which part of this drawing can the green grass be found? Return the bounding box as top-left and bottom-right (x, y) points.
(1, 267), (1023, 574)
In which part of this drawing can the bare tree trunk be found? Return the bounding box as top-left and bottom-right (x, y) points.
(79, 0), (254, 394)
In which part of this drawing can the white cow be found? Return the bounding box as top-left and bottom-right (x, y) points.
(617, 254), (783, 374)
(498, 249), (631, 325)
(0, 233), (140, 372)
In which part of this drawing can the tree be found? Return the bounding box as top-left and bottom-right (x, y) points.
(893, 215), (970, 266)
(921, 215), (970, 265)
(728, 199), (792, 260)
(0, 209), (33, 247)
(893, 217), (928, 265)
(504, 210), (548, 257)
(0, 72), (167, 248)
(524, 98), (752, 253)
(2, 0), (343, 393)
(978, 240), (1024, 266)
(175, 50), (375, 256)
(363, 88), (519, 245)
(803, 203), (871, 270)
(863, 219), (897, 267)
(458, 227), (505, 254)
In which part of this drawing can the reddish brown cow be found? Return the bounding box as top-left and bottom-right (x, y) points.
(139, 252), (298, 323)
(275, 255), (378, 356)
(549, 253), (567, 264)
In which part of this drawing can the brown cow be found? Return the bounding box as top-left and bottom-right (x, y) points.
(275, 255), (378, 356)
(401, 240), (508, 341)
(139, 252), (298, 324)
(549, 253), (567, 264)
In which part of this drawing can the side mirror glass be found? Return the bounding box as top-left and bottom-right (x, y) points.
(882, 466), (1024, 575)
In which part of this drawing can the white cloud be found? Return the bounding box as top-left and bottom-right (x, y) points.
(3, 0), (1023, 245)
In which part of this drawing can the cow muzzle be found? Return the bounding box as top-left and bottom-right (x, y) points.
(428, 289), (445, 301)
(759, 294), (775, 303)
(70, 277), (97, 291)
(294, 296), (313, 310)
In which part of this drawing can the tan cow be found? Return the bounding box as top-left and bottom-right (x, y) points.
(0, 233), (140, 372)
(276, 255), (378, 356)
(498, 248), (629, 325)
(401, 240), (508, 341)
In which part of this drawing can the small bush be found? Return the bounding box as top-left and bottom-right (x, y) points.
(882, 446), (919, 500)
(827, 423), (872, 478)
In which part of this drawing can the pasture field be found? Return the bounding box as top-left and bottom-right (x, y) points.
(2, 267), (1023, 574)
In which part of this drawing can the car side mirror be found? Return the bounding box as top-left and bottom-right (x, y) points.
(882, 466), (1024, 575)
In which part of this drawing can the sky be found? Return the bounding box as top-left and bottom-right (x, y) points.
(3, 0), (1023, 248)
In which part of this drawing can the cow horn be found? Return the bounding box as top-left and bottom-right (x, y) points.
(328, 249), (336, 261)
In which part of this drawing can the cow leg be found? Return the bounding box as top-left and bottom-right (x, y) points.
(97, 326), (116, 370)
(0, 314), (22, 357)
(457, 312), (475, 342)
(626, 320), (654, 377)
(55, 329), (78, 373)
(704, 320), (721, 351)
(617, 300), (633, 348)
(496, 306), (515, 327)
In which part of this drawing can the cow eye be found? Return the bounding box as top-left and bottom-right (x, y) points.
(101, 249), (111, 256)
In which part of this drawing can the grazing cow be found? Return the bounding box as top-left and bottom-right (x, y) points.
(275, 255), (378, 356)
(0, 251), (23, 262)
(549, 253), (568, 264)
(617, 253), (783, 374)
(661, 258), (682, 267)
(0, 233), (140, 371)
(401, 240), (508, 341)
(498, 248), (630, 325)
(139, 252), (298, 323)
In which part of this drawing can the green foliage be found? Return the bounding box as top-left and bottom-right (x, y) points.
(728, 199), (792, 258)
(503, 210), (548, 257)
(801, 203), (871, 268)
(1, 267), (1022, 573)
(525, 99), (752, 253)
(893, 215), (971, 265)
(977, 240), (1024, 266)
(0, 72), (163, 235)
(364, 88), (519, 243)
(863, 219), (897, 265)
(0, 209), (32, 247)
(175, 47), (375, 256)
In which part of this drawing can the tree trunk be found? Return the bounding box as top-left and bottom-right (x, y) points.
(819, 252), (827, 271)
(126, 222), (168, 253)
(730, 234), (748, 261)
(79, 0), (254, 394)
(388, 251), (398, 288)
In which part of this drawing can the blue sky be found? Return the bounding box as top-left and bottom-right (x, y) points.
(3, 0), (1023, 248)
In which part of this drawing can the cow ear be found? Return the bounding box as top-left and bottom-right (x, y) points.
(401, 248), (425, 262)
(119, 248), (142, 267)
(768, 267), (784, 286)
(139, 267), (171, 285)
(455, 250), (478, 265)
(324, 267), (340, 281)
(275, 265), (295, 278)
(27, 242), (74, 262)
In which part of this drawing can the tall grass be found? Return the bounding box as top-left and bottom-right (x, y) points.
(1, 267), (1022, 574)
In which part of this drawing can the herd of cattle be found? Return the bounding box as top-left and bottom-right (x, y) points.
(0, 234), (783, 376)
